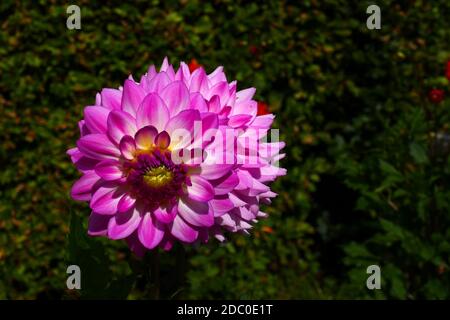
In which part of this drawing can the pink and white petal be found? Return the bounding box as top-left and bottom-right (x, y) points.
(134, 125), (158, 150)
(77, 134), (120, 160)
(119, 135), (136, 160)
(95, 159), (123, 181)
(146, 72), (171, 94)
(121, 80), (146, 116)
(199, 163), (234, 180)
(232, 100), (257, 119)
(178, 197), (214, 227)
(101, 88), (122, 110)
(88, 212), (111, 236)
(107, 207), (141, 240)
(107, 110), (137, 145)
(187, 176), (214, 202)
(210, 196), (235, 216)
(175, 62), (191, 84)
(160, 81), (190, 116)
(153, 205), (177, 224)
(249, 114), (275, 129)
(236, 87), (256, 102)
(117, 193), (136, 213)
(160, 57), (169, 72)
(228, 192), (248, 207)
(170, 215), (199, 243)
(228, 114), (252, 128)
(84, 106), (110, 134)
(210, 172), (239, 195)
(90, 184), (123, 215)
(136, 93), (170, 132)
(189, 92), (208, 112)
(71, 171), (100, 201)
(207, 66), (227, 84)
(189, 68), (209, 94)
(137, 212), (165, 249)
(208, 82), (230, 106)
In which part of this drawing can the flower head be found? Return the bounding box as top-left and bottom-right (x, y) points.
(428, 88), (445, 104)
(68, 58), (286, 255)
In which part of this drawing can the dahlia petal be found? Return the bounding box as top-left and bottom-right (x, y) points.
(136, 93), (170, 132)
(236, 206), (256, 221)
(153, 205), (177, 224)
(95, 159), (123, 181)
(119, 135), (136, 160)
(208, 66), (227, 84)
(107, 110), (137, 145)
(146, 72), (171, 94)
(101, 88), (122, 110)
(71, 171), (100, 201)
(210, 197), (235, 216)
(95, 92), (101, 106)
(228, 114), (252, 128)
(208, 95), (221, 113)
(159, 235), (175, 251)
(236, 87), (256, 102)
(187, 176), (214, 202)
(78, 120), (90, 136)
(160, 81), (189, 116)
(122, 80), (146, 115)
(211, 172), (239, 195)
(125, 231), (147, 258)
(147, 65), (157, 79)
(199, 163), (233, 180)
(77, 134), (120, 160)
(170, 215), (199, 243)
(160, 57), (169, 72)
(178, 197), (214, 227)
(107, 207), (141, 240)
(189, 92), (208, 112)
(90, 184), (123, 215)
(67, 147), (98, 172)
(165, 109), (200, 149)
(138, 212), (165, 249)
(175, 61), (191, 84)
(232, 100), (257, 119)
(84, 106), (110, 134)
(134, 125), (158, 150)
(88, 212), (111, 236)
(117, 193), (136, 213)
(189, 68), (208, 94)
(249, 114), (274, 129)
(155, 131), (171, 149)
(209, 82), (230, 106)
(228, 192), (248, 207)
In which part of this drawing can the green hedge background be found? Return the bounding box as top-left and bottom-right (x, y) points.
(1, 0), (450, 299)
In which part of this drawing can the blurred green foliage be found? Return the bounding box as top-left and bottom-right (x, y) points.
(1, 0), (450, 299)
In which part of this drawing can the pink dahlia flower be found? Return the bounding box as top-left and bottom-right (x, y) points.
(67, 58), (286, 255)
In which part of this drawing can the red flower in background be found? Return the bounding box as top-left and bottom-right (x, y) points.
(428, 88), (445, 104)
(446, 61), (450, 81)
(257, 101), (270, 115)
(249, 45), (259, 56)
(188, 58), (201, 73)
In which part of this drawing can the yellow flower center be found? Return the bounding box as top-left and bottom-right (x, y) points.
(143, 166), (174, 188)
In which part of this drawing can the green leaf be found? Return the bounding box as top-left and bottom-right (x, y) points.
(409, 142), (428, 164)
